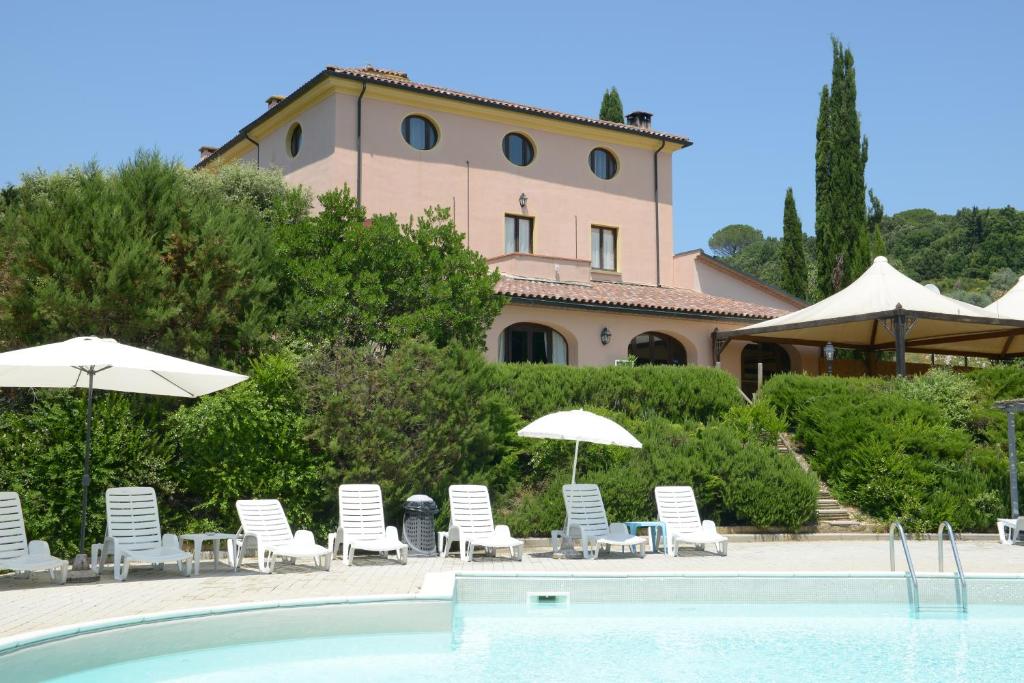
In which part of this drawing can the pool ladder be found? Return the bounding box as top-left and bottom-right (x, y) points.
(889, 521), (968, 614)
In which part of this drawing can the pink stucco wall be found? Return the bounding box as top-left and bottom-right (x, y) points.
(250, 90), (675, 286)
(673, 251), (801, 311)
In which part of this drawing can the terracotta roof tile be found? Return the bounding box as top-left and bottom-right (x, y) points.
(325, 66), (692, 147)
(496, 275), (789, 320)
(197, 66), (691, 168)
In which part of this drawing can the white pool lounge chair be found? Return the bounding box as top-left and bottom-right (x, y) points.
(334, 484), (408, 566)
(91, 487), (193, 581)
(655, 485), (728, 556)
(996, 516), (1024, 545)
(234, 499), (333, 574)
(440, 485), (523, 562)
(0, 492), (68, 584)
(562, 484), (646, 560)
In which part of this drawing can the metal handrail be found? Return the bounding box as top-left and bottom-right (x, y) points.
(889, 521), (920, 613)
(937, 521), (968, 612)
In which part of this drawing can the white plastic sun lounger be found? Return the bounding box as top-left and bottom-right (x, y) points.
(91, 487), (193, 581)
(656, 485), (728, 556)
(562, 484), (646, 560)
(996, 516), (1024, 545)
(334, 484), (407, 566)
(234, 499), (333, 574)
(0, 492), (68, 584)
(440, 485), (523, 562)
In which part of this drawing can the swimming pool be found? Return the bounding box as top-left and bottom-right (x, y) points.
(4, 574), (1024, 682)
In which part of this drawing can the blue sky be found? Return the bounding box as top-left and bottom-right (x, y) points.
(2, 1), (1021, 252)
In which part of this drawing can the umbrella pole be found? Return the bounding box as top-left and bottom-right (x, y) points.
(78, 370), (95, 555)
(571, 441), (580, 485)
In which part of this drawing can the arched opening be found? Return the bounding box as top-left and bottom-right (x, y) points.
(741, 343), (791, 396)
(628, 332), (687, 366)
(498, 323), (569, 365)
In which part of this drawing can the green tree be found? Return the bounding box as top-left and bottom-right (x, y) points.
(779, 188), (808, 299)
(815, 37), (870, 297)
(277, 186), (504, 351)
(708, 224), (763, 258)
(0, 152), (279, 364)
(868, 189), (885, 258)
(599, 87), (624, 123)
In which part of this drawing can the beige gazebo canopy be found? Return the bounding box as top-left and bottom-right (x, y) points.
(986, 276), (1024, 318)
(716, 256), (1024, 374)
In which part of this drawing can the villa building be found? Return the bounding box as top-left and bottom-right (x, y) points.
(197, 66), (817, 392)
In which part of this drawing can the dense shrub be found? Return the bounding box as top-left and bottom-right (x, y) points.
(0, 153), (280, 365)
(0, 393), (173, 558)
(166, 352), (331, 536)
(501, 407), (818, 534)
(762, 370), (1017, 531)
(302, 342), (518, 522)
(491, 363), (744, 423)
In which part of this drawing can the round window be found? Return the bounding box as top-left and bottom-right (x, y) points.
(287, 124), (302, 158)
(502, 133), (534, 166)
(589, 148), (617, 179)
(402, 115), (438, 150)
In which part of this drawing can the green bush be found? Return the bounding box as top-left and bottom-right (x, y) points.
(166, 351), (331, 536)
(501, 408), (818, 535)
(491, 363), (744, 423)
(0, 393), (173, 558)
(761, 370), (1017, 531)
(302, 342), (518, 523)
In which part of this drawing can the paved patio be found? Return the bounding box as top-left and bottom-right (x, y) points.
(2, 539), (1021, 639)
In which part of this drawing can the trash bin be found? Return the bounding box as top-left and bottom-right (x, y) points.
(402, 494), (439, 557)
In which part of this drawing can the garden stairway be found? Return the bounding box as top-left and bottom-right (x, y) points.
(777, 433), (869, 532)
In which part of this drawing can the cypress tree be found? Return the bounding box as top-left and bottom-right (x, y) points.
(599, 87), (624, 123)
(815, 37), (870, 296)
(868, 189), (886, 258)
(779, 188), (808, 299)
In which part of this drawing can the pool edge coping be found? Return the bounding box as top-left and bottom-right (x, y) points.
(5, 569), (1024, 657)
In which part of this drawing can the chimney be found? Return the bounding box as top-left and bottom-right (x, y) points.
(626, 111), (653, 129)
(265, 95), (285, 109)
(198, 146), (218, 161)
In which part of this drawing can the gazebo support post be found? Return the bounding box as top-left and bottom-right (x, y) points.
(1009, 410), (1019, 518)
(893, 308), (907, 377)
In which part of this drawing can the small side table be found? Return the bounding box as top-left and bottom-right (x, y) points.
(625, 521), (670, 556)
(179, 532), (240, 576)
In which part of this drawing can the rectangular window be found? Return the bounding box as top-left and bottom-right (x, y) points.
(591, 226), (617, 270)
(505, 215), (534, 254)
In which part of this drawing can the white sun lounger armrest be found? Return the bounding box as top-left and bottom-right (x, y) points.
(385, 526), (401, 542)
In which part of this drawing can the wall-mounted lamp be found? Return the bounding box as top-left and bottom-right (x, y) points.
(600, 327), (612, 346)
(518, 192), (527, 211)
(823, 341), (835, 376)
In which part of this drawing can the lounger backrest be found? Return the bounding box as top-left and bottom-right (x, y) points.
(655, 486), (702, 533)
(0, 492), (28, 562)
(449, 485), (495, 537)
(562, 484), (610, 537)
(236, 499), (294, 545)
(105, 487), (163, 552)
(339, 484), (386, 541)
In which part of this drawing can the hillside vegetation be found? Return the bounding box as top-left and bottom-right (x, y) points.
(717, 206), (1024, 305)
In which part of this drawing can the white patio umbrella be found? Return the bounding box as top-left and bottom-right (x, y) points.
(0, 337), (248, 557)
(517, 409), (642, 484)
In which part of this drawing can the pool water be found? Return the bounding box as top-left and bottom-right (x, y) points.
(44, 602), (1024, 682)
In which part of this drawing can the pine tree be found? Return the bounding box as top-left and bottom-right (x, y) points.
(814, 37), (870, 297)
(599, 87), (624, 123)
(868, 189), (885, 258)
(779, 188), (808, 299)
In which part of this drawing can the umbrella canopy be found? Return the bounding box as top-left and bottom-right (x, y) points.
(0, 337), (248, 556)
(717, 257), (1024, 365)
(0, 336), (247, 397)
(517, 409), (642, 484)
